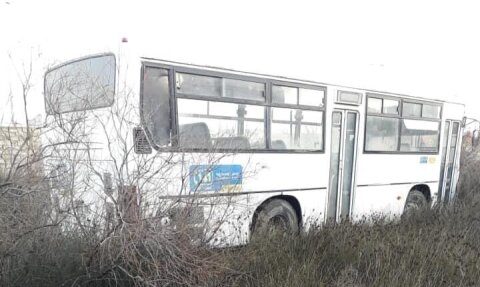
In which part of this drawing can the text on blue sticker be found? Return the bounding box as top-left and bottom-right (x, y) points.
(189, 164), (242, 192)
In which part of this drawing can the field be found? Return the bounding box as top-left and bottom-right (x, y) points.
(1, 146), (480, 286)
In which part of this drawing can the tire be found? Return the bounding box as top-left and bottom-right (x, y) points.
(251, 199), (299, 238)
(403, 190), (427, 215)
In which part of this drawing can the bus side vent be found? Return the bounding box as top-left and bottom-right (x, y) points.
(133, 127), (152, 154)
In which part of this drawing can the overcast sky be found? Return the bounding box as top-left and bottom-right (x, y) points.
(1, 0), (480, 125)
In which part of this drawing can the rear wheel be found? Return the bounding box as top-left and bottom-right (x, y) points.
(403, 190), (427, 215)
(251, 199), (299, 238)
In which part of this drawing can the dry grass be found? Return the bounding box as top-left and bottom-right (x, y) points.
(2, 145), (480, 286)
(221, 206), (480, 287)
(219, 145), (480, 287)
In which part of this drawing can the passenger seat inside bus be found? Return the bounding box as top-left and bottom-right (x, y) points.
(271, 140), (287, 149)
(213, 136), (250, 150)
(178, 122), (212, 149)
(401, 143), (410, 150)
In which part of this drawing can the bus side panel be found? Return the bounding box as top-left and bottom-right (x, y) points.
(239, 153), (328, 192)
(281, 189), (328, 229)
(356, 154), (441, 186)
(352, 182), (439, 220)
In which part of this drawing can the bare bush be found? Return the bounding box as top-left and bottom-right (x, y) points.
(0, 55), (245, 286)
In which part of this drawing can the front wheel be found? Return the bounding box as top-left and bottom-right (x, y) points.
(251, 199), (299, 238)
(403, 190), (427, 216)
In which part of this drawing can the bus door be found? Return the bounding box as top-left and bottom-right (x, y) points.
(438, 120), (461, 204)
(327, 110), (359, 222)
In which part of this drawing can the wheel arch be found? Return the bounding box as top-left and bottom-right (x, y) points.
(410, 184), (431, 202)
(250, 195), (302, 233)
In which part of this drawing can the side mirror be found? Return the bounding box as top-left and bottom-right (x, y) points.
(45, 53), (116, 114)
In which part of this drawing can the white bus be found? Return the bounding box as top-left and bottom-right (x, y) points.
(43, 52), (465, 246)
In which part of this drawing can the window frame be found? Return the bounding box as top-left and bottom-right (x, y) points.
(399, 118), (441, 153)
(140, 62), (327, 154)
(364, 93), (442, 154)
(176, 98), (268, 150)
(175, 71), (268, 105)
(269, 80), (326, 152)
(402, 101), (422, 118)
(364, 115), (401, 152)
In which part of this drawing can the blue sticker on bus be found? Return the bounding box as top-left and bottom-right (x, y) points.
(189, 164), (243, 192)
(420, 156), (428, 164)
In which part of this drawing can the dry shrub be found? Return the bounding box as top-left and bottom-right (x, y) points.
(76, 223), (228, 286)
(2, 144), (480, 286)
(0, 208), (229, 286)
(458, 143), (480, 202)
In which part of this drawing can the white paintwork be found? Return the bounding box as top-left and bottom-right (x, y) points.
(42, 50), (466, 247)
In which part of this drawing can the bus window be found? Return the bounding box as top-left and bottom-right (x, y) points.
(365, 116), (399, 152)
(299, 88), (324, 107)
(44, 54), (115, 114)
(176, 73), (222, 98)
(367, 97), (382, 114)
(142, 67), (171, 147)
(383, 99), (399, 115)
(422, 104), (441, 119)
(366, 94), (442, 153)
(177, 99), (265, 150)
(272, 85), (297, 105)
(272, 85), (324, 108)
(402, 102), (422, 118)
(223, 78), (265, 101)
(400, 119), (440, 152)
(270, 107), (323, 150)
(176, 73), (265, 102)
